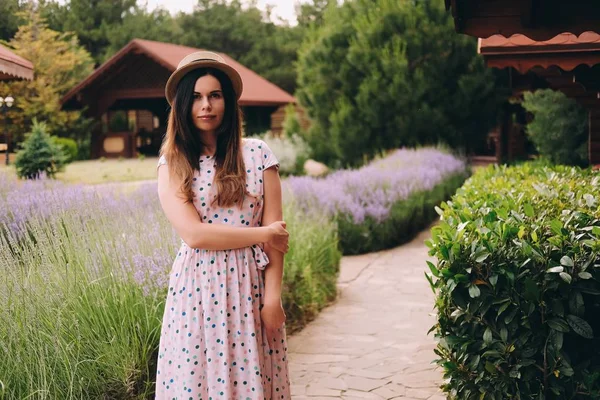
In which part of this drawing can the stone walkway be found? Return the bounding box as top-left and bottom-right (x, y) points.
(287, 225), (446, 400)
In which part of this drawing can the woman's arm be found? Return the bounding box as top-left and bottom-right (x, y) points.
(261, 166), (285, 309)
(261, 168), (286, 338)
(158, 163), (274, 250)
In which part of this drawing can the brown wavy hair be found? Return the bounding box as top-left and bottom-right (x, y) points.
(159, 67), (248, 208)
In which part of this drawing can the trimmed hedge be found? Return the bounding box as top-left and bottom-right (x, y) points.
(339, 172), (468, 255)
(427, 163), (600, 399)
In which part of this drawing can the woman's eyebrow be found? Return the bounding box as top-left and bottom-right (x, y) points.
(193, 90), (223, 94)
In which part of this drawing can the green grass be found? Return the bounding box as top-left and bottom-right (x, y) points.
(0, 156), (160, 185)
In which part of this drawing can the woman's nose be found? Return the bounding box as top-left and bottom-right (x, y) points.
(201, 97), (211, 110)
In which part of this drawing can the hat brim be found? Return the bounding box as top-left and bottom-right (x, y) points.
(165, 60), (243, 106)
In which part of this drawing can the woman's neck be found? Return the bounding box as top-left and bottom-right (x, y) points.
(199, 131), (217, 156)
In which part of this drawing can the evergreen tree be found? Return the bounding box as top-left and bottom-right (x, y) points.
(15, 119), (67, 179)
(296, 0), (506, 167)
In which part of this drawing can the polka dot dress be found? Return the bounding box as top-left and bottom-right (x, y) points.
(155, 138), (291, 400)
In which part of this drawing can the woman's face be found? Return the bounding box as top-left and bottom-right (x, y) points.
(191, 74), (225, 134)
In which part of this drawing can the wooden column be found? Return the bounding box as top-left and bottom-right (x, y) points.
(589, 110), (600, 165)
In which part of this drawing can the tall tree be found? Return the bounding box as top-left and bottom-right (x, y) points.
(175, 0), (301, 93)
(0, 0), (30, 41)
(39, 0), (138, 64)
(296, 0), (506, 167)
(0, 11), (95, 146)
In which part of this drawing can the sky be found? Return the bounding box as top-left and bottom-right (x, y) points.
(140, 0), (307, 25)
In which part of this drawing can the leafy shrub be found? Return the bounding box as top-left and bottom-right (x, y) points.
(51, 136), (78, 163)
(259, 130), (311, 176)
(14, 119), (67, 179)
(521, 89), (588, 167)
(427, 163), (600, 399)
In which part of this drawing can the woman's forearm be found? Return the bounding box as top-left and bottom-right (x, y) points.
(263, 242), (284, 302)
(187, 223), (269, 250)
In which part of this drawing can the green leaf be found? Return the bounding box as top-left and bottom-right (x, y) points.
(547, 266), (564, 273)
(578, 272), (592, 279)
(552, 331), (563, 350)
(483, 327), (493, 344)
(474, 250), (490, 263)
(559, 272), (572, 284)
(468, 284), (481, 298)
(500, 327), (508, 342)
(424, 271), (436, 294)
(560, 256), (574, 267)
(547, 318), (570, 332)
(550, 219), (563, 235)
(566, 315), (594, 339)
(485, 361), (496, 374)
(426, 261), (440, 278)
(434, 205), (444, 216)
(524, 203), (534, 217)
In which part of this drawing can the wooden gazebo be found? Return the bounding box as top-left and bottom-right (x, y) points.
(61, 39), (296, 159)
(479, 33), (600, 163)
(445, 0), (600, 165)
(0, 44), (33, 159)
(0, 44), (33, 81)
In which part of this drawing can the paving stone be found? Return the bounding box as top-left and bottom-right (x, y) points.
(371, 383), (406, 398)
(344, 369), (394, 380)
(313, 377), (348, 391)
(341, 375), (389, 392)
(340, 390), (384, 399)
(305, 385), (343, 397)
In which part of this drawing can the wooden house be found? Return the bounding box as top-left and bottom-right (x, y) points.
(60, 39), (296, 159)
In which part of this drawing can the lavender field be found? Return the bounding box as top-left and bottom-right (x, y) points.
(0, 173), (340, 399)
(287, 146), (469, 254)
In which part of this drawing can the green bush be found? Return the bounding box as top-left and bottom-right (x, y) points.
(427, 163), (600, 399)
(14, 119), (67, 179)
(521, 89), (589, 167)
(339, 172), (468, 255)
(51, 136), (79, 163)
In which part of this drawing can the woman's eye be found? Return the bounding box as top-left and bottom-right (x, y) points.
(193, 94), (201, 99)
(211, 93), (221, 99)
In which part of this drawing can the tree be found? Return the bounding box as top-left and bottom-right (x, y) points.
(39, 0), (138, 64)
(175, 0), (302, 94)
(521, 89), (588, 166)
(296, 0), (506, 167)
(295, 0), (337, 28)
(0, 0), (29, 41)
(15, 119), (67, 179)
(0, 10), (95, 152)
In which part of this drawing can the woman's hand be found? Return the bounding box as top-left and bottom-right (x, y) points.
(267, 221), (289, 253)
(261, 298), (286, 339)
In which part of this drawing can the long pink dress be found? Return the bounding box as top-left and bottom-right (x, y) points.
(155, 138), (291, 400)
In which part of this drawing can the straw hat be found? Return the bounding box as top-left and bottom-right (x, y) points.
(165, 51), (243, 106)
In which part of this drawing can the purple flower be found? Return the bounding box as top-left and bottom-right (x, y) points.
(287, 147), (466, 223)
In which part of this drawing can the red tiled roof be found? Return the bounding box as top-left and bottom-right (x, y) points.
(0, 44), (34, 81)
(478, 31), (600, 73)
(61, 38), (295, 106)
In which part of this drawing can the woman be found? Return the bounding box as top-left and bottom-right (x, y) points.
(155, 51), (291, 399)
